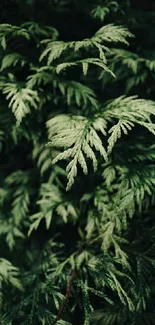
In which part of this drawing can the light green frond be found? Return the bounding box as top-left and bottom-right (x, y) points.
(0, 258), (22, 290)
(93, 24), (133, 45)
(91, 5), (110, 21)
(46, 115), (107, 190)
(108, 119), (134, 153)
(0, 24), (30, 49)
(1, 83), (39, 123)
(40, 41), (68, 63)
(32, 142), (52, 175)
(1, 53), (27, 70)
(56, 58), (115, 76)
(28, 183), (78, 234)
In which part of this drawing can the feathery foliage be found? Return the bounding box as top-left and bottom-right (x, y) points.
(1, 1), (155, 324)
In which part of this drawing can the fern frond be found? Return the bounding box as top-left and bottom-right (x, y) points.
(40, 24), (132, 80)
(27, 66), (55, 88)
(40, 41), (68, 64)
(28, 183), (78, 234)
(103, 96), (155, 152)
(80, 280), (93, 325)
(53, 78), (98, 109)
(56, 58), (115, 76)
(87, 256), (133, 310)
(1, 53), (27, 70)
(107, 119), (134, 153)
(46, 115), (107, 190)
(93, 24), (133, 45)
(32, 142), (53, 175)
(0, 258), (22, 290)
(0, 24), (30, 49)
(1, 83), (39, 123)
(91, 2), (119, 21)
(91, 5), (110, 21)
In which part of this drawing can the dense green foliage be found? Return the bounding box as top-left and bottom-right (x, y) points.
(1, 1), (155, 324)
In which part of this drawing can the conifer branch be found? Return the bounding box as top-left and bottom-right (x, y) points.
(52, 269), (77, 324)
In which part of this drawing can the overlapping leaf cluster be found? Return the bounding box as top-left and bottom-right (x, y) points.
(1, 1), (155, 325)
